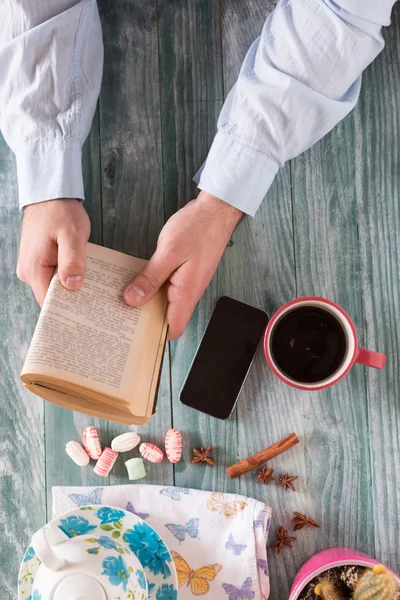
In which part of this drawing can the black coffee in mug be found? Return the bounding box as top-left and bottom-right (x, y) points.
(270, 306), (347, 383)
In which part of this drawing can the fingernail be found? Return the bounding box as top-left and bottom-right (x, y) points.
(131, 285), (146, 297)
(66, 275), (83, 289)
(125, 285), (146, 304)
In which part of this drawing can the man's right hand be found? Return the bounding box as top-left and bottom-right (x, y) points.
(17, 199), (91, 306)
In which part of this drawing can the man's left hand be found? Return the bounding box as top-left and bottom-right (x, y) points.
(124, 191), (243, 340)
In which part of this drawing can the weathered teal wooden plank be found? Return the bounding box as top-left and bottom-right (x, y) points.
(288, 6), (400, 584)
(282, 16), (400, 598)
(220, 3), (297, 598)
(0, 137), (45, 599)
(157, 0), (241, 493)
(355, 6), (400, 572)
(99, 1), (165, 258)
(98, 0), (173, 486)
(44, 108), (107, 513)
(289, 115), (374, 594)
(158, 0), (224, 221)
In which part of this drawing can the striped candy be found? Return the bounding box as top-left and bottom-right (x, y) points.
(139, 442), (164, 463)
(165, 429), (182, 464)
(82, 426), (102, 460)
(93, 448), (118, 477)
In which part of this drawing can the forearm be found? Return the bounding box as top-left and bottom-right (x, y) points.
(197, 0), (397, 216)
(0, 0), (103, 210)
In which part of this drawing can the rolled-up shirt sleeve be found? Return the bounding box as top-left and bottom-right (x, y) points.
(0, 0), (103, 210)
(195, 0), (396, 217)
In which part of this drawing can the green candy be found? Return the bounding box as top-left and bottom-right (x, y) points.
(125, 457), (146, 481)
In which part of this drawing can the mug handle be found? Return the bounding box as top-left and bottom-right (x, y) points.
(356, 348), (386, 369)
(32, 523), (68, 571)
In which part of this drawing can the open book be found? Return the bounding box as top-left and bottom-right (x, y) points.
(21, 243), (168, 425)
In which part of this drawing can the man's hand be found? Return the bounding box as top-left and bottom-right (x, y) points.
(17, 199), (90, 306)
(124, 191), (243, 340)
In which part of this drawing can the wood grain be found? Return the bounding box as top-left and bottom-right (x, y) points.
(98, 0), (173, 486)
(0, 137), (46, 598)
(284, 9), (400, 596)
(157, 0), (224, 219)
(157, 0), (241, 494)
(288, 117), (374, 597)
(220, 3), (298, 597)
(99, 0), (164, 257)
(354, 5), (400, 570)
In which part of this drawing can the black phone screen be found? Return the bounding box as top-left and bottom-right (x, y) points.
(179, 296), (269, 419)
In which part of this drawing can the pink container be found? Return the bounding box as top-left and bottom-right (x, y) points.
(289, 547), (400, 600)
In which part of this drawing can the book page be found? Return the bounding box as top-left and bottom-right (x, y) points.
(22, 243), (167, 417)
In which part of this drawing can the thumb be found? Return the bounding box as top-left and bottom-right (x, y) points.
(57, 232), (87, 291)
(124, 249), (177, 307)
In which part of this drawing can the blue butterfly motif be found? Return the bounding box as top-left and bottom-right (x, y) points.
(225, 533), (247, 556)
(159, 487), (190, 501)
(69, 488), (104, 507)
(222, 577), (255, 600)
(165, 518), (199, 542)
(257, 559), (269, 577)
(126, 501), (149, 520)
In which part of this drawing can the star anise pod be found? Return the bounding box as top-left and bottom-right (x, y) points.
(192, 445), (216, 466)
(278, 473), (298, 492)
(257, 466), (275, 485)
(268, 526), (296, 554)
(292, 512), (320, 531)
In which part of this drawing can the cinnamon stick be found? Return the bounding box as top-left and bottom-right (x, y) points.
(226, 432), (300, 480)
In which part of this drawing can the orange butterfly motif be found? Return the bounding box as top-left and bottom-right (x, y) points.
(171, 551), (222, 596)
(206, 492), (247, 518)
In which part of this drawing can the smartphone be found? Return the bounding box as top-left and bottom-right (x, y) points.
(179, 296), (269, 420)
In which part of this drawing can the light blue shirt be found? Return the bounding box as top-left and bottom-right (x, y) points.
(0, 0), (396, 215)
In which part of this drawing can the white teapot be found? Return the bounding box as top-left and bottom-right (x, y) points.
(19, 510), (148, 600)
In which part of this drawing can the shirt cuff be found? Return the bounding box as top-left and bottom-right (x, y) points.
(16, 138), (84, 211)
(194, 130), (279, 217)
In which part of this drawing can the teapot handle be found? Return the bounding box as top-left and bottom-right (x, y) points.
(32, 523), (68, 571)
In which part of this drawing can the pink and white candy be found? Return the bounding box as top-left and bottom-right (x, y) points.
(139, 442), (164, 463)
(82, 426), (102, 460)
(93, 448), (118, 477)
(165, 429), (182, 464)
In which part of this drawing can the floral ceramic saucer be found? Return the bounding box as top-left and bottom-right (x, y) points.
(18, 505), (178, 600)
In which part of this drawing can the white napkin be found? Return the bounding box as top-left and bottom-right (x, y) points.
(53, 484), (271, 600)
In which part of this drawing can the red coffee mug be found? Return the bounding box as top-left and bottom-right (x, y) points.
(264, 297), (386, 391)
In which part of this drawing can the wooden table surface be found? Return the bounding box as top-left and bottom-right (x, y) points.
(1, 2), (399, 598)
